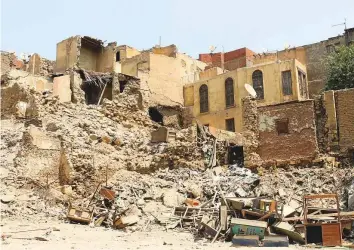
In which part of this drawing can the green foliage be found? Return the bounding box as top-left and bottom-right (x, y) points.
(325, 45), (354, 91)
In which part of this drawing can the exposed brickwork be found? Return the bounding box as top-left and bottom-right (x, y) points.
(198, 48), (255, 70)
(335, 88), (354, 151)
(257, 100), (318, 165)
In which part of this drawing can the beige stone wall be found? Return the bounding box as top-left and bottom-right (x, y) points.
(336, 88), (354, 151)
(79, 45), (99, 71)
(55, 36), (79, 73)
(97, 44), (115, 73)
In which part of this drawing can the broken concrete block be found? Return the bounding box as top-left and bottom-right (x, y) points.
(162, 189), (184, 208)
(61, 185), (72, 196)
(272, 222), (305, 244)
(53, 75), (71, 103)
(28, 126), (60, 150)
(278, 188), (286, 197)
(235, 187), (247, 197)
(113, 215), (139, 229)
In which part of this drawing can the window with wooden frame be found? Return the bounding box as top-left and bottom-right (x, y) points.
(297, 69), (308, 99)
(276, 118), (289, 135)
(225, 77), (235, 107)
(225, 118), (235, 132)
(199, 84), (209, 113)
(282, 70), (292, 95)
(252, 70), (264, 99)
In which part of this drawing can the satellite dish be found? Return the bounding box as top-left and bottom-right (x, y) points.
(244, 83), (257, 98)
(209, 45), (216, 53)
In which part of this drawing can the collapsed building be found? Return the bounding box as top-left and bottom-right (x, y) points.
(0, 34), (354, 247)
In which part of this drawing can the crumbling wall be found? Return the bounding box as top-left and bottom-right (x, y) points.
(27, 53), (55, 76)
(55, 36), (80, 73)
(314, 95), (328, 153)
(152, 44), (177, 57)
(257, 100), (318, 165)
(241, 96), (262, 168)
(1, 52), (25, 82)
(1, 83), (39, 119)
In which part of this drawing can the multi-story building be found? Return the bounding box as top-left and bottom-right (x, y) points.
(183, 59), (308, 132)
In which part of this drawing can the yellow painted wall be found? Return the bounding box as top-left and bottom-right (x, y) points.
(184, 59), (307, 132)
(121, 51), (206, 105)
(199, 67), (223, 80)
(55, 36), (79, 73)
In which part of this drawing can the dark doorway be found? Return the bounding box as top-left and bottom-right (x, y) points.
(82, 80), (112, 105)
(119, 80), (127, 93)
(228, 144), (244, 166)
(116, 51), (121, 62)
(149, 107), (163, 125)
(306, 226), (322, 244)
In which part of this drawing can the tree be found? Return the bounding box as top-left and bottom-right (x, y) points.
(325, 44), (354, 91)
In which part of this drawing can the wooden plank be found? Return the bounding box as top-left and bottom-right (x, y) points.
(283, 211), (354, 221)
(322, 223), (342, 247)
(304, 194), (337, 199)
(220, 206), (227, 231)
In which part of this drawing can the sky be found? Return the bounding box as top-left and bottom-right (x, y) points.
(1, 0), (354, 60)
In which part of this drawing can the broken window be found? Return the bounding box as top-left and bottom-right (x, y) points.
(282, 70), (292, 96)
(252, 70), (264, 100)
(298, 69), (308, 99)
(228, 144), (244, 166)
(276, 118), (289, 135)
(119, 80), (127, 93)
(116, 51), (121, 62)
(225, 77), (235, 107)
(199, 84), (209, 113)
(148, 107), (163, 125)
(225, 118), (235, 132)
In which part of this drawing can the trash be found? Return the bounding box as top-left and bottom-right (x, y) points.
(185, 198), (200, 207)
(263, 235), (289, 247)
(232, 235), (259, 247)
(99, 187), (115, 200)
(67, 205), (93, 224)
(230, 218), (267, 238)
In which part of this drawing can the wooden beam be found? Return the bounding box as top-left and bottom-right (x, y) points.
(283, 211), (354, 222)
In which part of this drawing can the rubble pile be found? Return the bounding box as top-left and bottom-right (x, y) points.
(1, 66), (353, 247)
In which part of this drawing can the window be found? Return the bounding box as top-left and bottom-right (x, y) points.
(199, 84), (209, 113)
(298, 69), (308, 99)
(282, 70), (292, 95)
(252, 70), (264, 99)
(225, 118), (235, 132)
(116, 51), (121, 62)
(225, 77), (235, 107)
(276, 118), (289, 135)
(326, 45), (335, 54)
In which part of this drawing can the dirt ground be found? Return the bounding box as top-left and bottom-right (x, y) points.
(1, 219), (343, 250)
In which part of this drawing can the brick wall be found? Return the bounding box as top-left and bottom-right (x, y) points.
(335, 88), (354, 151)
(258, 100), (318, 165)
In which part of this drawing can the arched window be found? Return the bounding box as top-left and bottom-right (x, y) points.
(199, 84), (209, 113)
(225, 77), (235, 107)
(252, 70), (264, 99)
